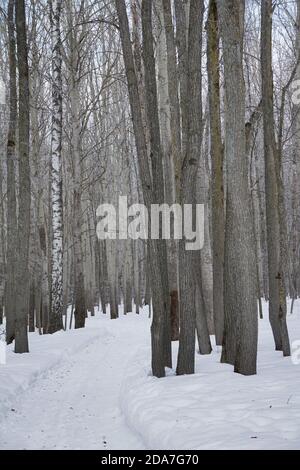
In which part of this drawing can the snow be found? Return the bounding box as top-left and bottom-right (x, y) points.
(0, 312), (147, 450)
(121, 300), (300, 450)
(1, 301), (300, 450)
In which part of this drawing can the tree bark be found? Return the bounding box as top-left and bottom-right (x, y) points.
(15, 0), (30, 353)
(261, 0), (290, 356)
(218, 0), (258, 375)
(5, 0), (18, 345)
(49, 0), (64, 334)
(207, 0), (225, 346)
(115, 0), (170, 377)
(291, 0), (300, 302)
(141, 0), (172, 368)
(177, 0), (205, 376)
(160, 0), (180, 341)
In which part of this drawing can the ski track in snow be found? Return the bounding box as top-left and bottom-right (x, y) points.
(0, 314), (146, 450)
(1, 302), (300, 450)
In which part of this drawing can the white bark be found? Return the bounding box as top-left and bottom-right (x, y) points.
(49, 0), (64, 333)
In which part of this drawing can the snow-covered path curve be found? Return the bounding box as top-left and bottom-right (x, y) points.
(0, 315), (147, 450)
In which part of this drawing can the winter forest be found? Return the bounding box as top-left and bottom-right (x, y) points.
(0, 0), (300, 452)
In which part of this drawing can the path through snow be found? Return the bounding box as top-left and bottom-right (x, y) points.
(1, 303), (300, 450)
(0, 314), (147, 450)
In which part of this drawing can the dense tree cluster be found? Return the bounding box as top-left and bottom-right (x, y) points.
(0, 0), (299, 378)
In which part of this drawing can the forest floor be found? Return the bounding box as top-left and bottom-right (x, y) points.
(0, 301), (300, 450)
(0, 312), (147, 450)
(121, 300), (300, 450)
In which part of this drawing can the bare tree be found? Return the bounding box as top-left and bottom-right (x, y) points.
(5, 0), (17, 344)
(48, 0), (64, 333)
(218, 0), (258, 375)
(291, 0), (300, 304)
(15, 0), (30, 353)
(207, 0), (224, 346)
(115, 0), (171, 377)
(177, 0), (205, 376)
(141, 0), (172, 368)
(261, 0), (290, 356)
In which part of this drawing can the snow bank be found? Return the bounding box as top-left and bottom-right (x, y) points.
(120, 301), (300, 450)
(0, 317), (113, 421)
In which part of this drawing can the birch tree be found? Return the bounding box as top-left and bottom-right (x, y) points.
(49, 0), (64, 333)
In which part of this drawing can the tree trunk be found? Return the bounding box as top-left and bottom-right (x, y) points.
(67, 10), (86, 330)
(160, 0), (180, 341)
(177, 0), (205, 376)
(207, 0), (225, 346)
(28, 283), (35, 332)
(195, 284), (212, 355)
(218, 0), (258, 375)
(5, 0), (18, 345)
(0, 162), (4, 326)
(174, 0), (189, 158)
(141, 0), (172, 368)
(15, 0), (30, 353)
(291, 0), (300, 302)
(116, 0), (169, 377)
(261, 0), (290, 356)
(49, 0), (64, 334)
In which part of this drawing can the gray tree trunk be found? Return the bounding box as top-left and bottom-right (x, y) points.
(15, 0), (30, 353)
(218, 0), (258, 375)
(5, 0), (18, 345)
(160, 0), (180, 341)
(141, 0), (172, 368)
(66, 4), (86, 329)
(261, 0), (290, 356)
(177, 0), (205, 376)
(0, 147), (5, 325)
(116, 0), (170, 377)
(207, 0), (225, 346)
(174, 0), (189, 158)
(291, 0), (300, 301)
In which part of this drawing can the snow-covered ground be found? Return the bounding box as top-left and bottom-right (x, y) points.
(0, 301), (300, 450)
(121, 300), (300, 450)
(0, 312), (147, 450)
